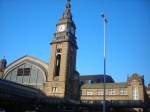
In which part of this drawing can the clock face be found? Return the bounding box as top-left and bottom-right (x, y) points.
(57, 24), (66, 32)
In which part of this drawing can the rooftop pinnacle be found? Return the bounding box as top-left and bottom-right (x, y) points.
(63, 0), (72, 19)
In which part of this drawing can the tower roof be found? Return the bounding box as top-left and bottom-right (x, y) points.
(57, 0), (75, 29)
(62, 0), (72, 19)
(52, 0), (77, 48)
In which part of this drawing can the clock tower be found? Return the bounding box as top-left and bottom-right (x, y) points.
(44, 0), (79, 101)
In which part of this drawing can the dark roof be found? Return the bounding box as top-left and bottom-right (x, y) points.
(80, 74), (115, 83)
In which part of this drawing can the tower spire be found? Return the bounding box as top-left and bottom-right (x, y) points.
(63, 0), (72, 19)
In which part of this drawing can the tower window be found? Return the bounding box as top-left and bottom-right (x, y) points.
(55, 54), (61, 77)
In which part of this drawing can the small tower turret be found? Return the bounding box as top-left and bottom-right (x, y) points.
(0, 57), (7, 78)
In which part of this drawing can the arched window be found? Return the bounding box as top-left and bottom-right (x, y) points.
(132, 87), (139, 100)
(55, 54), (61, 77)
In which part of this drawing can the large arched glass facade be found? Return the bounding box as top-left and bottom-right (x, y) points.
(4, 59), (47, 91)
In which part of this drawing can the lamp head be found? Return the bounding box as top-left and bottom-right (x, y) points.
(101, 13), (105, 18)
(101, 12), (108, 23)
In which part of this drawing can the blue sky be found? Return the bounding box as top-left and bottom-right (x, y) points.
(0, 0), (150, 85)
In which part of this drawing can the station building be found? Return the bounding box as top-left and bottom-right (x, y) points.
(0, 0), (149, 111)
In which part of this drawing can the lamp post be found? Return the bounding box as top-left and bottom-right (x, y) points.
(101, 13), (108, 112)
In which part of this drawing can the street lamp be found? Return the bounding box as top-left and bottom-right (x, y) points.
(101, 13), (108, 112)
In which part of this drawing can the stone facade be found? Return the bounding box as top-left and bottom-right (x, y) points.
(80, 74), (145, 102)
